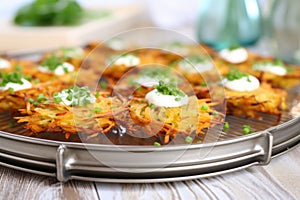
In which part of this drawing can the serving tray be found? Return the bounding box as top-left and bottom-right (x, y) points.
(0, 80), (299, 183)
(0, 28), (299, 183)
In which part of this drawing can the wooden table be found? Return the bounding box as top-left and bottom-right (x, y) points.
(0, 146), (298, 200)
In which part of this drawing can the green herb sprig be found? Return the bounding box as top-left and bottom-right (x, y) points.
(225, 71), (250, 82)
(0, 72), (24, 87)
(154, 81), (185, 97)
(41, 55), (64, 72)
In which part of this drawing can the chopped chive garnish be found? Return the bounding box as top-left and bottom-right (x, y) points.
(8, 87), (14, 93)
(54, 96), (62, 104)
(175, 97), (181, 102)
(33, 79), (40, 84)
(66, 94), (72, 101)
(28, 98), (34, 103)
(37, 94), (46, 102)
(41, 55), (63, 72)
(226, 71), (250, 81)
(154, 81), (185, 97)
(95, 91), (100, 98)
(224, 122), (229, 131)
(8, 121), (15, 127)
(185, 136), (193, 143)
(24, 75), (32, 81)
(33, 101), (39, 107)
(150, 103), (155, 109)
(200, 82), (208, 87)
(15, 65), (23, 71)
(63, 67), (69, 73)
(0, 72), (23, 86)
(136, 86), (142, 91)
(201, 105), (208, 111)
(242, 125), (251, 134)
(94, 107), (102, 113)
(153, 142), (161, 146)
(100, 81), (107, 89)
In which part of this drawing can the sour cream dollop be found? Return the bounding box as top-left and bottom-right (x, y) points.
(223, 75), (260, 92)
(106, 38), (127, 51)
(163, 42), (189, 56)
(107, 54), (140, 67)
(253, 62), (287, 76)
(0, 78), (32, 92)
(178, 56), (213, 74)
(38, 62), (74, 76)
(0, 58), (11, 69)
(135, 76), (160, 87)
(59, 47), (84, 59)
(54, 87), (96, 106)
(220, 47), (248, 64)
(146, 89), (188, 108)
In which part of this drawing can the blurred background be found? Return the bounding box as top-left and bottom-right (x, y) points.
(1, 0), (299, 64)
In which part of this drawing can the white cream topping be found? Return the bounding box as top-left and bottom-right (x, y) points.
(223, 75), (260, 92)
(55, 89), (96, 106)
(253, 63), (287, 76)
(60, 47), (84, 58)
(220, 47), (248, 64)
(38, 62), (74, 76)
(163, 43), (189, 56)
(178, 59), (213, 74)
(106, 38), (127, 51)
(115, 54), (140, 67)
(135, 76), (160, 87)
(145, 89), (188, 108)
(0, 78), (32, 92)
(135, 76), (174, 88)
(0, 58), (11, 69)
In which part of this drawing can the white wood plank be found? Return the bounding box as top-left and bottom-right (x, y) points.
(263, 147), (300, 198)
(96, 147), (299, 200)
(0, 167), (99, 200)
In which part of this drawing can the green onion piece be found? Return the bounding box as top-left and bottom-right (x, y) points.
(153, 142), (161, 146)
(95, 91), (100, 98)
(201, 105), (208, 111)
(100, 81), (107, 89)
(224, 122), (229, 131)
(41, 55), (63, 72)
(33, 101), (39, 107)
(37, 94), (46, 102)
(33, 79), (40, 84)
(226, 71), (250, 81)
(54, 97), (62, 104)
(94, 107), (102, 113)
(0, 72), (23, 86)
(185, 136), (193, 143)
(175, 97), (181, 102)
(8, 88), (14, 93)
(243, 125), (251, 134)
(15, 65), (23, 71)
(150, 103), (155, 109)
(8, 122), (15, 127)
(154, 81), (185, 97)
(200, 82), (208, 87)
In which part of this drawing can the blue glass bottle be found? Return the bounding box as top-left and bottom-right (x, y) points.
(270, 0), (300, 64)
(196, 0), (262, 50)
